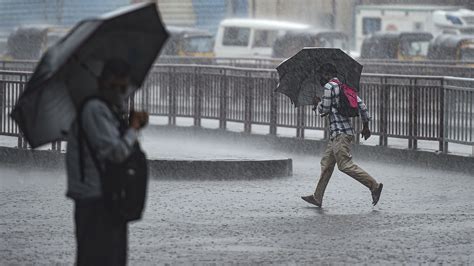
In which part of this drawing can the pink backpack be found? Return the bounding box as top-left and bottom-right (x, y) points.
(330, 79), (359, 117)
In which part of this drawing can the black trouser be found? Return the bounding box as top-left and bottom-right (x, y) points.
(74, 199), (127, 266)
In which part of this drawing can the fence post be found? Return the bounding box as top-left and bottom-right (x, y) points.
(301, 106), (306, 139)
(193, 68), (202, 127)
(413, 78), (418, 150)
(0, 78), (3, 136)
(219, 69), (227, 130)
(296, 107), (304, 139)
(18, 75), (28, 149)
(244, 73), (252, 134)
(408, 79), (414, 149)
(379, 77), (387, 146)
(439, 78), (447, 153)
(168, 68), (176, 126)
(269, 91), (277, 136)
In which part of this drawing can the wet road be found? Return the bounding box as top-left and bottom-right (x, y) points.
(1, 139), (473, 264)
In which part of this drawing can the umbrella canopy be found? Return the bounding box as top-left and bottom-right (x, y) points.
(275, 48), (362, 107)
(11, 2), (169, 148)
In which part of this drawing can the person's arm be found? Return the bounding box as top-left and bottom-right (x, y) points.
(357, 96), (372, 140)
(318, 82), (335, 116)
(81, 100), (138, 163)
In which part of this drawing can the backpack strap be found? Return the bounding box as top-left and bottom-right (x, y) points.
(330, 78), (340, 85)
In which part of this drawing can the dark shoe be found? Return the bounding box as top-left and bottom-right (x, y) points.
(372, 183), (383, 206)
(301, 195), (322, 207)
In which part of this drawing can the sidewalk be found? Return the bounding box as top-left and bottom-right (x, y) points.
(1, 131), (473, 264)
(1, 115), (472, 157)
(149, 116), (474, 157)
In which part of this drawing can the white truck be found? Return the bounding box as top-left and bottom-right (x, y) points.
(354, 5), (474, 53)
(214, 18), (310, 58)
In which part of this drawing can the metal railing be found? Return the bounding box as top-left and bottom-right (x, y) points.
(444, 77), (474, 150)
(0, 70), (31, 149)
(3, 57), (474, 78)
(1, 65), (473, 155)
(0, 60), (36, 71)
(140, 65), (473, 154)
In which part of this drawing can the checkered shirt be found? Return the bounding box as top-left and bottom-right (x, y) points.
(317, 78), (371, 139)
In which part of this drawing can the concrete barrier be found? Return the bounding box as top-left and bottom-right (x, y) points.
(0, 146), (293, 180)
(149, 125), (474, 175)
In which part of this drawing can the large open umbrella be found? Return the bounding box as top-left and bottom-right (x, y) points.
(11, 2), (169, 148)
(275, 48), (362, 107)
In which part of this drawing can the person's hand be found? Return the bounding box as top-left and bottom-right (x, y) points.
(361, 125), (371, 140)
(312, 96), (321, 112)
(313, 96), (321, 105)
(130, 111), (149, 130)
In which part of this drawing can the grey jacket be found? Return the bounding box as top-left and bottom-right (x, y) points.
(66, 99), (138, 200)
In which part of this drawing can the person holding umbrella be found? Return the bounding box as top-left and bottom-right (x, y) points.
(301, 63), (383, 208)
(10, 3), (169, 265)
(275, 48), (383, 208)
(67, 58), (148, 265)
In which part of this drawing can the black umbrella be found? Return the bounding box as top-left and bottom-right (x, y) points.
(11, 2), (169, 148)
(275, 48), (362, 107)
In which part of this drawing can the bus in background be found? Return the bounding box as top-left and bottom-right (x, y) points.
(214, 18), (310, 58)
(354, 5), (474, 53)
(360, 32), (433, 60)
(161, 26), (214, 57)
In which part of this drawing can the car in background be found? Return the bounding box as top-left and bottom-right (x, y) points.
(272, 29), (349, 58)
(428, 34), (474, 61)
(161, 26), (214, 57)
(360, 32), (433, 60)
(3, 25), (68, 60)
(214, 18), (310, 58)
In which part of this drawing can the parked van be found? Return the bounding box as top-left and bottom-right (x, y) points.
(272, 30), (349, 58)
(214, 18), (310, 58)
(360, 32), (433, 60)
(428, 34), (474, 61)
(161, 26), (214, 57)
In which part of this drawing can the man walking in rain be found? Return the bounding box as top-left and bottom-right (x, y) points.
(65, 59), (149, 265)
(302, 63), (383, 208)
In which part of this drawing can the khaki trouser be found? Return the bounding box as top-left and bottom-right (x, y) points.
(313, 133), (378, 204)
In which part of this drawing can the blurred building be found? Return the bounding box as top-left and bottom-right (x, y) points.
(250, 0), (474, 51)
(0, 0), (130, 55)
(359, 0), (474, 9)
(250, 0), (354, 38)
(155, 0), (248, 34)
(0, 0), (129, 32)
